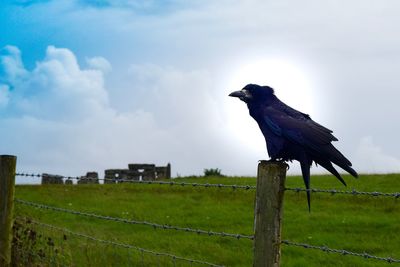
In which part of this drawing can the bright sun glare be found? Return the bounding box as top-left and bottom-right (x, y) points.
(225, 58), (315, 153)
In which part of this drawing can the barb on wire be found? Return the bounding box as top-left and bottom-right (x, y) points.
(282, 240), (400, 264)
(15, 172), (257, 190)
(285, 187), (400, 198)
(15, 199), (254, 240)
(15, 217), (223, 267)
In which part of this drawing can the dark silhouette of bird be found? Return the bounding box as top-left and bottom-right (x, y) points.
(229, 84), (358, 210)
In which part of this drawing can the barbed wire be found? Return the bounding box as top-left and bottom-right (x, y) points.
(285, 187), (400, 198)
(16, 172), (400, 199)
(15, 199), (254, 240)
(282, 240), (400, 264)
(15, 217), (223, 267)
(15, 172), (257, 190)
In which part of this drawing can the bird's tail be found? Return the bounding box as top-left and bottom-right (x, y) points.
(315, 159), (347, 186)
(300, 161), (311, 212)
(335, 160), (358, 178)
(325, 146), (358, 178)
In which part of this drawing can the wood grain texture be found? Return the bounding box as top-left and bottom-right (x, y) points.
(253, 160), (287, 267)
(0, 155), (17, 266)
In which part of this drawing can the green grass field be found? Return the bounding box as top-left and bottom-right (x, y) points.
(13, 173), (400, 266)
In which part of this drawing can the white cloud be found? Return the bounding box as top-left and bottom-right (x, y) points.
(0, 85), (10, 107)
(125, 64), (222, 128)
(355, 136), (400, 174)
(3, 45), (109, 121)
(86, 56), (112, 73)
(1, 46), (28, 77)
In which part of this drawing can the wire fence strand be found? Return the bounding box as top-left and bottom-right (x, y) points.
(15, 198), (254, 240)
(285, 187), (400, 198)
(282, 240), (400, 264)
(16, 217), (224, 267)
(15, 172), (400, 198)
(15, 172), (257, 190)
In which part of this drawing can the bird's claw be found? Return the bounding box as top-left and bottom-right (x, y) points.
(259, 159), (290, 170)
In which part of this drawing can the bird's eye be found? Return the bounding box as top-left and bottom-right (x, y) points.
(242, 89), (252, 99)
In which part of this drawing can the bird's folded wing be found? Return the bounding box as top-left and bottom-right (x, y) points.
(263, 106), (340, 153)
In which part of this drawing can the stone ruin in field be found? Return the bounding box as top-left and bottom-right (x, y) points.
(41, 173), (64, 184)
(77, 172), (100, 184)
(41, 163), (171, 184)
(104, 163), (171, 183)
(41, 172), (100, 185)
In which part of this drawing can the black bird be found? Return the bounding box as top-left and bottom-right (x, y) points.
(229, 84), (358, 210)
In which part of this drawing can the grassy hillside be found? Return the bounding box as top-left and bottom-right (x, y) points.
(13, 173), (400, 266)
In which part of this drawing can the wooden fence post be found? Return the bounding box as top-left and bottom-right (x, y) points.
(253, 160), (287, 267)
(0, 155), (17, 266)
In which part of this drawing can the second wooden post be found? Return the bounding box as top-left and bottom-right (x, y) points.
(253, 160), (287, 267)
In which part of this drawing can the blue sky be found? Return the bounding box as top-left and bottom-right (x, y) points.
(1, 0), (400, 182)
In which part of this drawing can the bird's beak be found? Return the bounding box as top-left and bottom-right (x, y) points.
(229, 89), (252, 102)
(229, 90), (246, 98)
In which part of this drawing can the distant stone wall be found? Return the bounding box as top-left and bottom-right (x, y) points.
(155, 163), (171, 179)
(104, 169), (137, 184)
(128, 164), (156, 181)
(41, 173), (64, 184)
(42, 163), (171, 185)
(104, 163), (171, 183)
(78, 172), (99, 184)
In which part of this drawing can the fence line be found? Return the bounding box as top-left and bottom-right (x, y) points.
(282, 240), (400, 264)
(15, 217), (223, 267)
(15, 172), (257, 190)
(15, 200), (400, 266)
(15, 199), (254, 240)
(15, 199), (400, 266)
(13, 169), (400, 266)
(285, 187), (400, 198)
(15, 172), (400, 199)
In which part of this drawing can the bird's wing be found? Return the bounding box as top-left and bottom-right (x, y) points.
(275, 100), (337, 138)
(262, 104), (350, 164)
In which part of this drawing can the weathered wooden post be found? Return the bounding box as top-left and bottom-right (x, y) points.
(0, 155), (17, 266)
(253, 160), (287, 267)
